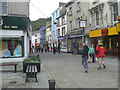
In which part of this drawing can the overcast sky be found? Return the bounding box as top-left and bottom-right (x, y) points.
(30, 0), (70, 21)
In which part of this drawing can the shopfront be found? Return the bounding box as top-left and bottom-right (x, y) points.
(89, 26), (118, 56)
(67, 34), (83, 54)
(58, 37), (67, 52)
(0, 16), (30, 63)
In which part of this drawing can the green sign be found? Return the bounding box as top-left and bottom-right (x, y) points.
(0, 16), (28, 30)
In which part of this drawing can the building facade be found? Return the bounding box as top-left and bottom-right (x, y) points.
(57, 5), (67, 52)
(0, 0), (32, 63)
(46, 21), (52, 47)
(31, 31), (41, 47)
(65, 0), (90, 54)
(89, 0), (119, 56)
(51, 2), (66, 47)
(40, 27), (46, 46)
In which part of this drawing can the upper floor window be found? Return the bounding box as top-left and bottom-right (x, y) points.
(35, 34), (37, 37)
(56, 10), (57, 17)
(57, 18), (60, 26)
(112, 2), (118, 22)
(0, 1), (8, 15)
(62, 27), (65, 36)
(78, 18), (81, 28)
(70, 21), (72, 31)
(69, 7), (72, 16)
(95, 11), (99, 26)
(58, 29), (60, 37)
(62, 16), (65, 25)
(35, 39), (37, 43)
(77, 2), (80, 11)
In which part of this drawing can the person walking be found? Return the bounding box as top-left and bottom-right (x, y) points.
(53, 44), (56, 54)
(81, 43), (89, 72)
(96, 40), (106, 69)
(58, 44), (61, 54)
(88, 44), (95, 63)
(47, 46), (49, 52)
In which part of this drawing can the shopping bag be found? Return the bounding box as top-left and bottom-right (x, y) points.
(88, 55), (91, 63)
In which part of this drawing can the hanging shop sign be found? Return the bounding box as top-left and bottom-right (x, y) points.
(80, 21), (86, 27)
(101, 29), (108, 35)
(0, 16), (28, 30)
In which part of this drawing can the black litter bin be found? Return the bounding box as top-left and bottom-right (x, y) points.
(48, 79), (55, 90)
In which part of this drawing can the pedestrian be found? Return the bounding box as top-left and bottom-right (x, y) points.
(96, 40), (106, 69)
(51, 47), (52, 52)
(47, 46), (49, 52)
(53, 44), (56, 54)
(88, 44), (95, 63)
(38, 46), (41, 52)
(58, 44), (61, 54)
(81, 43), (89, 72)
(41, 46), (43, 53)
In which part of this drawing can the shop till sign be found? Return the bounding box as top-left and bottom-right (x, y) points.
(101, 29), (108, 35)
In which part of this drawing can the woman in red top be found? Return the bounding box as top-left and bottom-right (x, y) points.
(96, 41), (106, 69)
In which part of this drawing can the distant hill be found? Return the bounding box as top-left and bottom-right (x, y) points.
(31, 18), (50, 31)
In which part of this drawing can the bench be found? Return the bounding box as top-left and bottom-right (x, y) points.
(25, 65), (38, 82)
(0, 64), (18, 73)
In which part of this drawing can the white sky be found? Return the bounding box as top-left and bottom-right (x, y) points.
(30, 0), (70, 21)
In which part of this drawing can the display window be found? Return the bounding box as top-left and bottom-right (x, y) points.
(0, 37), (24, 58)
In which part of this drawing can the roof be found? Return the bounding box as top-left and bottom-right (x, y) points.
(65, 0), (76, 7)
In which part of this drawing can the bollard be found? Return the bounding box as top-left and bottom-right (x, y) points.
(48, 79), (55, 90)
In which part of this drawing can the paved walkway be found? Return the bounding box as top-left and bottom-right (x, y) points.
(1, 52), (118, 89)
(35, 52), (118, 88)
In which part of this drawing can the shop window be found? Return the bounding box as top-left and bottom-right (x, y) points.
(0, 37), (23, 58)
(0, 1), (8, 15)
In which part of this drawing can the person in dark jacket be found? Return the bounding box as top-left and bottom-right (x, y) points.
(82, 43), (89, 72)
(58, 44), (61, 54)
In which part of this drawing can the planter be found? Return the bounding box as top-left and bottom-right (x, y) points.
(23, 63), (41, 73)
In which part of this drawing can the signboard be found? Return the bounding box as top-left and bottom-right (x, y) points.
(80, 21), (86, 27)
(0, 16), (28, 30)
(117, 23), (120, 32)
(101, 29), (108, 35)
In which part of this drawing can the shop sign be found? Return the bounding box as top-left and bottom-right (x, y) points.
(0, 16), (28, 30)
(117, 23), (120, 32)
(101, 29), (108, 35)
(80, 21), (86, 27)
(89, 30), (102, 38)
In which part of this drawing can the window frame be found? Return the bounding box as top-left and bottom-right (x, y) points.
(95, 11), (99, 26)
(0, 1), (8, 15)
(77, 2), (80, 11)
(112, 2), (118, 22)
(70, 21), (72, 31)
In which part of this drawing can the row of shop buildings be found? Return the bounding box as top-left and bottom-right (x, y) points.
(32, 0), (120, 56)
(0, 0), (32, 63)
(50, 0), (120, 56)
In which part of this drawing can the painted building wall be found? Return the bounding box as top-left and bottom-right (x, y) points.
(51, 7), (60, 45)
(40, 27), (46, 46)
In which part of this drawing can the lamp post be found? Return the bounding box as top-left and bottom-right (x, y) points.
(80, 20), (86, 43)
